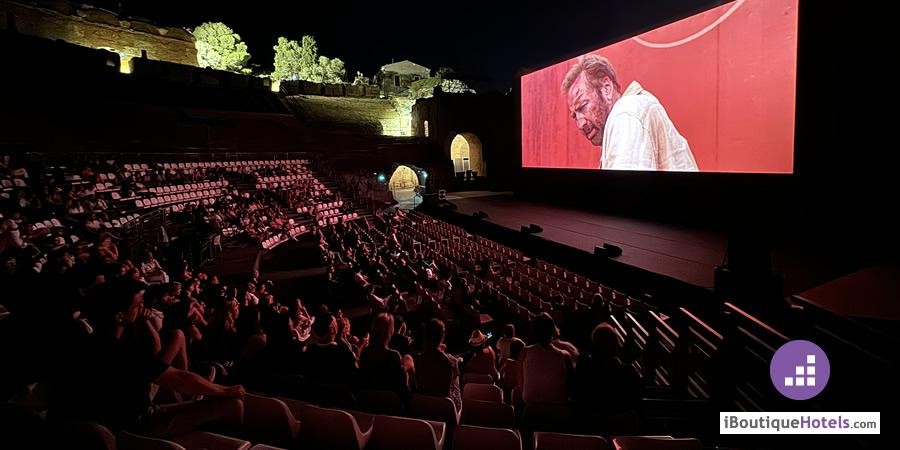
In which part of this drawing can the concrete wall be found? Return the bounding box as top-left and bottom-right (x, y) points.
(1, 1), (197, 66)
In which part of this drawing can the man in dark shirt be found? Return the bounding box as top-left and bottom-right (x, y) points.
(575, 323), (643, 417)
(304, 310), (358, 385)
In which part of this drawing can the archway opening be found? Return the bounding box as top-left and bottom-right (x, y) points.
(450, 132), (485, 179)
(388, 165), (421, 209)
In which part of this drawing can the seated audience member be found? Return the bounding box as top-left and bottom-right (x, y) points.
(366, 284), (388, 312)
(521, 313), (574, 405)
(413, 319), (462, 411)
(51, 280), (245, 437)
(96, 233), (120, 264)
(500, 339), (526, 395)
(575, 323), (643, 416)
(462, 330), (500, 380)
(303, 310), (358, 385)
(496, 323), (525, 362)
(389, 314), (412, 355)
(552, 326), (580, 361)
(359, 313), (411, 394)
(140, 251), (169, 284)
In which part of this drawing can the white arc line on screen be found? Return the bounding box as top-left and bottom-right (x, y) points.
(631, 0), (746, 49)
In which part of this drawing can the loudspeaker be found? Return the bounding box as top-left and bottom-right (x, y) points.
(529, 224), (543, 233)
(595, 242), (622, 258)
(602, 242), (622, 257)
(472, 211), (488, 219)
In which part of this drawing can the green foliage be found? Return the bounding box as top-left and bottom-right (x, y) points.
(192, 22), (251, 72)
(272, 37), (303, 82)
(440, 78), (474, 94)
(271, 35), (346, 83)
(315, 56), (346, 83)
(299, 35), (319, 81)
(407, 76), (474, 100)
(408, 77), (443, 100)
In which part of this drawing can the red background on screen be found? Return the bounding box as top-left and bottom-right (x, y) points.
(521, 0), (798, 173)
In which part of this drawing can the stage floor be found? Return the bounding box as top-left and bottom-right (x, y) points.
(446, 192), (727, 288)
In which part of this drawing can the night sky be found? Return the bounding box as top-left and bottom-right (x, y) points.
(96, 0), (723, 93)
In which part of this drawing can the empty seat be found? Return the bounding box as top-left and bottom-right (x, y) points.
(463, 383), (503, 403)
(409, 394), (460, 427)
(242, 394), (300, 446)
(533, 432), (609, 450)
(280, 398), (372, 450)
(611, 436), (702, 450)
(117, 431), (186, 450)
(461, 374), (494, 385)
(461, 399), (515, 428)
(452, 424), (522, 450)
(171, 431), (251, 450)
(370, 414), (445, 450)
(52, 421), (117, 450)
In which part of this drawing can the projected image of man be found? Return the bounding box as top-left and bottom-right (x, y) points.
(563, 55), (698, 171)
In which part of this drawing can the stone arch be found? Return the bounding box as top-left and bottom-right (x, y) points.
(449, 132), (485, 177)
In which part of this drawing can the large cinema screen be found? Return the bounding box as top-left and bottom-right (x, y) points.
(521, 0), (798, 173)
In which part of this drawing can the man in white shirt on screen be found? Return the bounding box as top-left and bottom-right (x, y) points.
(562, 54), (698, 171)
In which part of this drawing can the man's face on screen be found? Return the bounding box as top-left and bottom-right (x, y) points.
(567, 72), (612, 146)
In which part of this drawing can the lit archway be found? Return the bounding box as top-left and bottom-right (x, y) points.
(450, 132), (485, 178)
(388, 165), (421, 209)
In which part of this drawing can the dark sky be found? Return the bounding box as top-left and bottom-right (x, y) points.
(98, 0), (723, 92)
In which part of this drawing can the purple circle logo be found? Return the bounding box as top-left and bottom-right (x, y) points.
(770, 340), (829, 400)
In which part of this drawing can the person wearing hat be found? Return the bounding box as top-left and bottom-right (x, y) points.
(462, 329), (500, 381)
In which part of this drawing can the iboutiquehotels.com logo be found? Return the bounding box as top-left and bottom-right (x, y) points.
(770, 340), (830, 400)
(720, 340), (880, 435)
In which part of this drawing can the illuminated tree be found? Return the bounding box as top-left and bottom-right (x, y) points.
(408, 77), (443, 100)
(272, 35), (346, 83)
(440, 78), (474, 94)
(192, 22), (251, 72)
(298, 35), (319, 81)
(408, 76), (474, 100)
(317, 56), (346, 83)
(272, 37), (303, 81)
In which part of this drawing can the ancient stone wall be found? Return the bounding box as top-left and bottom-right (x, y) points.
(1, 1), (198, 66)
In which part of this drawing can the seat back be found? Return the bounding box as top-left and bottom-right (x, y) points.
(452, 424), (522, 450)
(612, 436), (702, 450)
(118, 431), (187, 450)
(460, 373), (494, 385)
(370, 414), (444, 450)
(243, 394), (301, 444)
(279, 397), (370, 450)
(533, 431), (609, 450)
(461, 399), (515, 428)
(409, 393), (460, 427)
(54, 421), (117, 450)
(463, 383), (503, 402)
